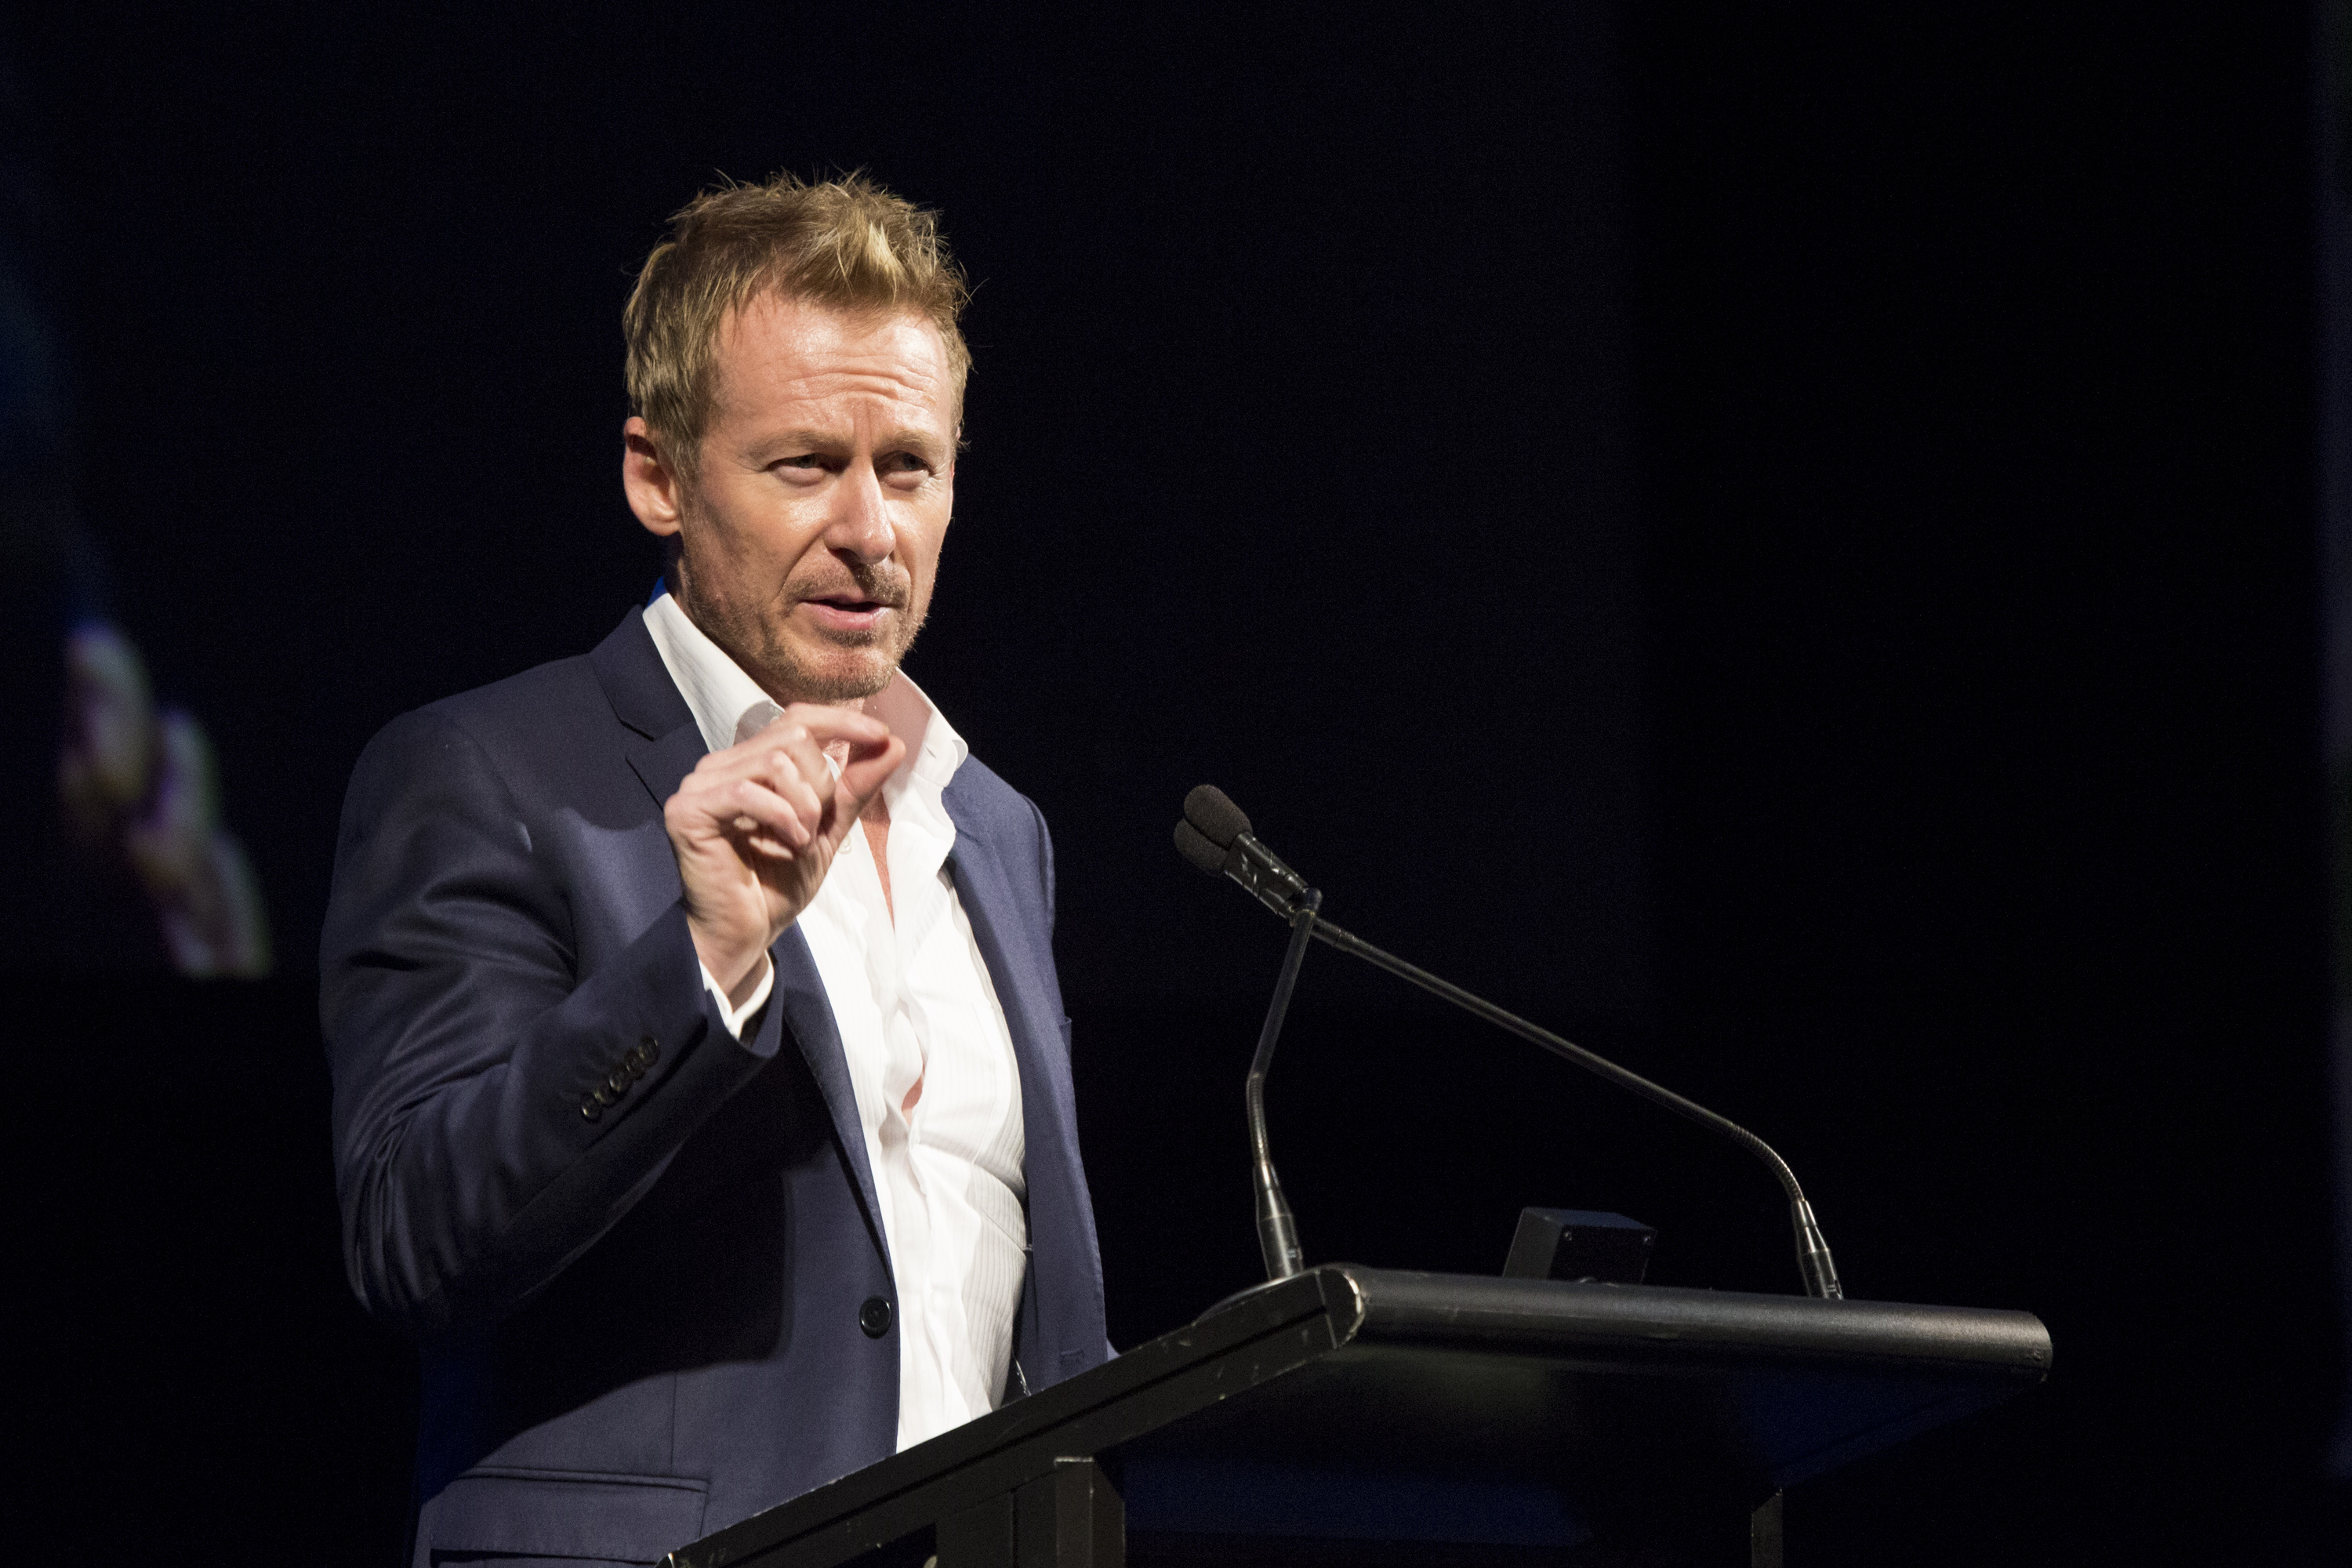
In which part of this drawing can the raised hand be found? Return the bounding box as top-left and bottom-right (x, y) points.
(663, 705), (906, 1006)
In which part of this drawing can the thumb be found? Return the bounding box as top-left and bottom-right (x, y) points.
(829, 734), (907, 840)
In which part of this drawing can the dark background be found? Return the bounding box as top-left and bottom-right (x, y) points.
(8, 4), (2346, 1563)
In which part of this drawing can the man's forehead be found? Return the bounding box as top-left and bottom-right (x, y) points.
(723, 294), (944, 376)
(710, 292), (954, 430)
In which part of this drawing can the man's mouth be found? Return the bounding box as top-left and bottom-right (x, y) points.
(801, 593), (902, 633)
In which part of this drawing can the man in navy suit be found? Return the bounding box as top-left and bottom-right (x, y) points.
(322, 173), (1109, 1566)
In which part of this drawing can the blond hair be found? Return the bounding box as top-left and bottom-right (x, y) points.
(623, 172), (971, 474)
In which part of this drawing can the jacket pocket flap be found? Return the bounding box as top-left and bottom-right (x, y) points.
(424, 1469), (707, 1564)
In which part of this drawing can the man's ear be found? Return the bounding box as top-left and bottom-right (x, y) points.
(622, 416), (686, 538)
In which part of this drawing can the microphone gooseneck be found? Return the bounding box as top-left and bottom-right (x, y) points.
(1173, 784), (1846, 1301)
(1246, 887), (1320, 1279)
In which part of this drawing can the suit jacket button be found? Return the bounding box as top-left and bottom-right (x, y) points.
(858, 1297), (894, 1338)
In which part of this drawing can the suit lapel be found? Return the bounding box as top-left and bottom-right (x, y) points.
(945, 810), (1103, 1379)
(595, 606), (710, 814)
(768, 926), (891, 1275)
(622, 722), (708, 815)
(590, 606), (891, 1273)
(591, 607), (695, 741)
(942, 823), (1082, 1214)
(946, 831), (1065, 1092)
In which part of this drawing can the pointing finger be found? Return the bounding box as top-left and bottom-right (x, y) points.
(834, 735), (908, 827)
(783, 706), (892, 750)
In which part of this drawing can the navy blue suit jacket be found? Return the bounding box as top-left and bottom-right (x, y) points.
(321, 610), (1110, 1566)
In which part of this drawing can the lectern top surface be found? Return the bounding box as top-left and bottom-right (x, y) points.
(1291, 1265), (2052, 1370)
(666, 1267), (2050, 1568)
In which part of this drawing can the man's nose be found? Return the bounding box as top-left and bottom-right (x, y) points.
(825, 462), (895, 564)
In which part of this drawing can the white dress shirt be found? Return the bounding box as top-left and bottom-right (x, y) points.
(642, 593), (1029, 1451)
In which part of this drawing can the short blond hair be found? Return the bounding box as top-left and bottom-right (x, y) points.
(623, 171), (971, 474)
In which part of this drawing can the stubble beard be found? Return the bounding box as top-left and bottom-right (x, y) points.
(674, 539), (929, 710)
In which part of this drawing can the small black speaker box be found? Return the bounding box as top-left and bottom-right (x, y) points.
(1501, 1207), (1656, 1284)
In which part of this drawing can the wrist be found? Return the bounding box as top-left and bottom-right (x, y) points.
(688, 922), (771, 1007)
(721, 953), (771, 1011)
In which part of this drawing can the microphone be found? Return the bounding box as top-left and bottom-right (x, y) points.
(1178, 786), (1316, 1280)
(1174, 784), (1845, 1301)
(1176, 785), (1310, 918)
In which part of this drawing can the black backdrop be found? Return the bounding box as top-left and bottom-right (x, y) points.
(8, 5), (2345, 1564)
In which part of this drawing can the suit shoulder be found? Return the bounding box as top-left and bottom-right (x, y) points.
(339, 653), (627, 842)
(423, 652), (609, 745)
(354, 653), (608, 776)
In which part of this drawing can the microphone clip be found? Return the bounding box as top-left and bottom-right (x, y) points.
(1223, 835), (1311, 919)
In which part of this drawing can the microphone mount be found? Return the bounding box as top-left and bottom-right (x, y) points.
(1174, 784), (1844, 1301)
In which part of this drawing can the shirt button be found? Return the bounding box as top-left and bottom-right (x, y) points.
(858, 1297), (894, 1338)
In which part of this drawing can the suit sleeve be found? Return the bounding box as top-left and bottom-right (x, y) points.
(321, 707), (779, 1338)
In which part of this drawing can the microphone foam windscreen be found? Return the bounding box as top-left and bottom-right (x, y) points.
(1173, 818), (1227, 877)
(1182, 784), (1253, 848)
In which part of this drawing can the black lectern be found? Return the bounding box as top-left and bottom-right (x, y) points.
(664, 1265), (2050, 1568)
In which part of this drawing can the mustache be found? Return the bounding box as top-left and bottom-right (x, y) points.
(789, 566), (912, 608)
